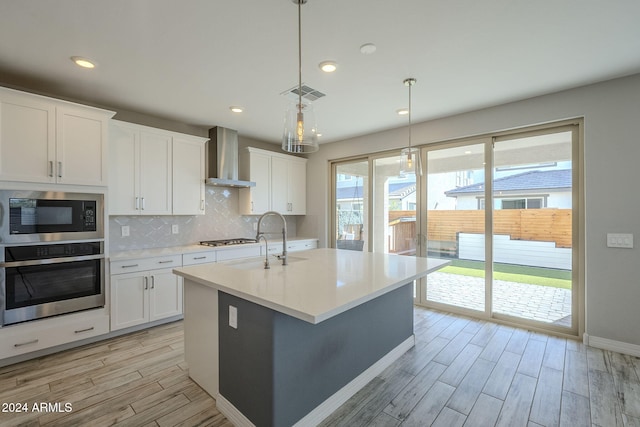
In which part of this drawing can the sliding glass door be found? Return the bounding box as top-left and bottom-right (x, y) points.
(491, 128), (575, 329)
(333, 160), (369, 252)
(331, 122), (582, 335)
(423, 140), (487, 312)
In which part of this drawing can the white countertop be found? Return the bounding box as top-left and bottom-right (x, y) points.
(173, 248), (450, 324)
(108, 237), (318, 261)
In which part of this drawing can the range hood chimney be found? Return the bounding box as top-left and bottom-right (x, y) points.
(205, 127), (255, 188)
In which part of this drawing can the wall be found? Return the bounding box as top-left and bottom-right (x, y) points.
(303, 73), (640, 348)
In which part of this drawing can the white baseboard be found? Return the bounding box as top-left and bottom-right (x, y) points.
(215, 335), (416, 427)
(584, 333), (640, 357)
(216, 395), (255, 427)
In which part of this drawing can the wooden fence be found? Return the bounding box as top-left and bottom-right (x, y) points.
(388, 209), (572, 254)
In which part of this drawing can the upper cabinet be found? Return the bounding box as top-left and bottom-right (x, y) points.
(109, 120), (206, 216)
(239, 147), (307, 215)
(172, 136), (205, 215)
(0, 87), (114, 186)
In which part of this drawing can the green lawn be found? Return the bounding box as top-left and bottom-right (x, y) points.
(440, 259), (572, 289)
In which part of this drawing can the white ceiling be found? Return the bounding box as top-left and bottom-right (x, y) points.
(1, 0), (639, 144)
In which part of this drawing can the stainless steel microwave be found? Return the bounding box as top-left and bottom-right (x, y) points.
(0, 191), (104, 244)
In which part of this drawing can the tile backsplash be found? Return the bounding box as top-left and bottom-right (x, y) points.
(109, 186), (297, 252)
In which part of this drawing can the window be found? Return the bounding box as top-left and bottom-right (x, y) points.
(501, 197), (544, 209)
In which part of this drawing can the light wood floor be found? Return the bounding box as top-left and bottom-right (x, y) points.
(1, 307), (639, 426)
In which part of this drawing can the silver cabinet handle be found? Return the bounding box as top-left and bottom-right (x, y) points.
(14, 339), (39, 348)
(150, 276), (155, 289)
(200, 199), (205, 211)
(49, 161), (54, 177)
(121, 264), (139, 269)
(58, 161), (62, 178)
(74, 326), (95, 334)
(144, 276), (149, 290)
(135, 197), (140, 210)
(141, 197), (145, 210)
(251, 201), (254, 212)
(193, 256), (206, 260)
(158, 260), (174, 264)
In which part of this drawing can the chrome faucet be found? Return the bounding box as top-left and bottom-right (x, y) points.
(257, 234), (270, 269)
(256, 211), (288, 266)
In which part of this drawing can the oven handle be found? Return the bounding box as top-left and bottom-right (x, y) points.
(0, 254), (105, 268)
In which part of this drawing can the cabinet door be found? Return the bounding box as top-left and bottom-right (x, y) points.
(109, 123), (140, 215)
(56, 106), (108, 186)
(139, 131), (172, 215)
(110, 272), (148, 331)
(271, 156), (289, 214)
(172, 136), (205, 215)
(0, 92), (55, 183)
(240, 150), (271, 215)
(288, 159), (307, 214)
(149, 270), (183, 322)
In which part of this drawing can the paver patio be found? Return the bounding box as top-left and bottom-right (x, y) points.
(426, 271), (572, 327)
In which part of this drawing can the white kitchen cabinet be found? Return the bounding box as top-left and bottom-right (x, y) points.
(110, 255), (183, 331)
(287, 157), (307, 214)
(239, 148), (271, 214)
(109, 120), (206, 216)
(0, 309), (109, 360)
(139, 130), (172, 214)
(239, 147), (307, 215)
(183, 251), (216, 265)
(263, 239), (318, 257)
(0, 87), (113, 185)
(172, 136), (205, 215)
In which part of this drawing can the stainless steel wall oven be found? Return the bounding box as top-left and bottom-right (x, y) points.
(0, 190), (105, 325)
(0, 241), (105, 326)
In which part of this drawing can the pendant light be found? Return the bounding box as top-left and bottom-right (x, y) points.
(282, 0), (319, 154)
(399, 78), (422, 176)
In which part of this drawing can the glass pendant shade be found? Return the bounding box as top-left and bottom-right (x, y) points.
(282, 102), (319, 153)
(399, 146), (421, 177)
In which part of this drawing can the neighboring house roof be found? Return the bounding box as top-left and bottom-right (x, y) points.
(445, 169), (571, 196)
(336, 182), (415, 200)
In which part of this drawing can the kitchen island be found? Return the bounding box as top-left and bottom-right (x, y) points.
(173, 248), (448, 427)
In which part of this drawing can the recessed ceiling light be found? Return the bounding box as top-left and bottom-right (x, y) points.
(359, 43), (377, 55)
(319, 61), (337, 73)
(71, 56), (96, 69)
(397, 108), (409, 115)
(229, 106), (244, 113)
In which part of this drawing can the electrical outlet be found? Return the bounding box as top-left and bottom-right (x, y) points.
(172, 224), (179, 234)
(229, 305), (238, 329)
(121, 225), (130, 237)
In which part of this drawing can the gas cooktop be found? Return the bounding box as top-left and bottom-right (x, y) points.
(199, 238), (258, 247)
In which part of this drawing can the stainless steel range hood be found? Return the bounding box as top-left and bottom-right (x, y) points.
(205, 127), (256, 188)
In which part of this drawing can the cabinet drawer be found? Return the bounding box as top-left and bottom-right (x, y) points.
(216, 246), (261, 261)
(0, 311), (109, 360)
(111, 254), (182, 274)
(183, 251), (216, 266)
(287, 240), (318, 252)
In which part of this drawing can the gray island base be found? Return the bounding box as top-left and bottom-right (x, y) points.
(174, 248), (449, 427)
(218, 284), (413, 427)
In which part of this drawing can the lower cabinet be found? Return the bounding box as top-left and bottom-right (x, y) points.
(110, 255), (183, 331)
(0, 309), (109, 360)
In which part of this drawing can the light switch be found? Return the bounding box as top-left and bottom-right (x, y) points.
(607, 233), (634, 248)
(229, 305), (238, 329)
(172, 224), (179, 234)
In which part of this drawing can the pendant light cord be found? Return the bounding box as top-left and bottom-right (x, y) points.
(408, 81), (412, 150)
(298, 0), (303, 114)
